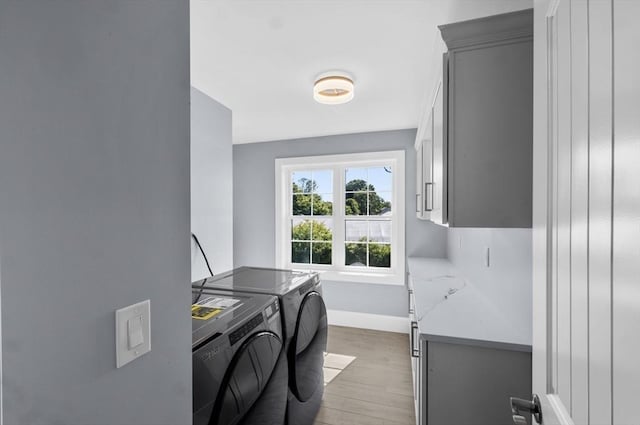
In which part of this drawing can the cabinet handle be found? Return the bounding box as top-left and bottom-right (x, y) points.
(424, 182), (434, 212)
(411, 321), (419, 357)
(408, 290), (414, 314)
(416, 194), (421, 213)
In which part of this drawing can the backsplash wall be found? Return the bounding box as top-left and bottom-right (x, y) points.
(446, 227), (532, 339)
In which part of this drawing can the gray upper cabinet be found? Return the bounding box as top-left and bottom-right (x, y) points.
(416, 9), (533, 228)
(415, 80), (446, 223)
(416, 136), (433, 220)
(431, 78), (447, 225)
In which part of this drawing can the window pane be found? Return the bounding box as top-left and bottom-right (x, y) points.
(367, 166), (392, 192)
(291, 219), (311, 241)
(311, 170), (333, 194)
(369, 244), (391, 268)
(345, 192), (367, 215)
(311, 193), (333, 216)
(369, 220), (391, 243)
(345, 243), (367, 266)
(292, 171), (313, 193)
(287, 162), (395, 271)
(312, 242), (332, 265)
(368, 191), (392, 215)
(292, 242), (311, 264)
(292, 194), (311, 215)
(345, 221), (368, 242)
(345, 167), (367, 190)
(311, 219), (333, 241)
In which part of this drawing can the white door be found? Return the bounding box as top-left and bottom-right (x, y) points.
(611, 1), (640, 424)
(532, 0), (640, 424)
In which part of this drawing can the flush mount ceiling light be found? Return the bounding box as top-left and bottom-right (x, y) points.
(313, 73), (355, 105)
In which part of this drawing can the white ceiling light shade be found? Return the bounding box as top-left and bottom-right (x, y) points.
(313, 72), (355, 105)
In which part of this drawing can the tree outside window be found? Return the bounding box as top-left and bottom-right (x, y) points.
(290, 166), (392, 269)
(291, 170), (333, 265)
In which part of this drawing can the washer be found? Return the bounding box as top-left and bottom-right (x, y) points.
(193, 267), (327, 425)
(192, 287), (288, 425)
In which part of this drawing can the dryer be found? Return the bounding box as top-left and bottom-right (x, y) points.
(192, 288), (288, 425)
(194, 267), (327, 425)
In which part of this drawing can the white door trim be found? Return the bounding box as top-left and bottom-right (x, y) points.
(533, 0), (576, 423)
(547, 395), (574, 425)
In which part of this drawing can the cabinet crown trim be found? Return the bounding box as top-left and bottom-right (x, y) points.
(438, 8), (533, 50)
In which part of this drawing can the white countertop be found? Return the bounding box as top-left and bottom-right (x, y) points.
(408, 257), (531, 351)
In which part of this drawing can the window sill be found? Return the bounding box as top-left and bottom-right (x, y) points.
(291, 268), (406, 286)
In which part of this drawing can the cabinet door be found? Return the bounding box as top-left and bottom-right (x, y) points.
(416, 139), (433, 220)
(447, 40), (533, 227)
(431, 74), (447, 225)
(427, 342), (531, 425)
(409, 312), (420, 424)
(416, 111), (433, 220)
(421, 138), (433, 218)
(415, 141), (424, 219)
(417, 339), (425, 425)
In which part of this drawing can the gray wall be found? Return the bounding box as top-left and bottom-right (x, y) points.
(191, 88), (234, 280)
(233, 129), (447, 317)
(0, 2), (191, 424)
(447, 228), (532, 340)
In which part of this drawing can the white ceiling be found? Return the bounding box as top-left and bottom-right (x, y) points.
(190, 0), (532, 144)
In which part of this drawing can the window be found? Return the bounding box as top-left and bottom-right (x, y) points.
(276, 151), (405, 285)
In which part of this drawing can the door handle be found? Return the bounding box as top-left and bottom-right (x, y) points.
(416, 194), (421, 213)
(410, 321), (419, 358)
(512, 416), (528, 425)
(510, 394), (542, 425)
(425, 182), (433, 211)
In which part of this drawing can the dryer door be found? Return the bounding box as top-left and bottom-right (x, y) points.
(238, 349), (288, 425)
(210, 331), (283, 425)
(290, 291), (328, 402)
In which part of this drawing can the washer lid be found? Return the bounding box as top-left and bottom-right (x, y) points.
(195, 266), (318, 296)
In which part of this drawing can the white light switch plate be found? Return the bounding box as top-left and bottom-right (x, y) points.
(116, 299), (151, 368)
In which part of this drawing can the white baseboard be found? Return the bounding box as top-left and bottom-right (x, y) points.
(327, 309), (409, 334)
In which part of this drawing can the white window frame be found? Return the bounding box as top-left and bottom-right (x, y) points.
(275, 151), (405, 285)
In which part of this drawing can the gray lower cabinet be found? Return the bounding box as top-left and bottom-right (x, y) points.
(416, 9), (533, 228)
(410, 329), (532, 425)
(408, 276), (532, 425)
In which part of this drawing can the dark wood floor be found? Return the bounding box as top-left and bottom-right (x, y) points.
(314, 326), (416, 425)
